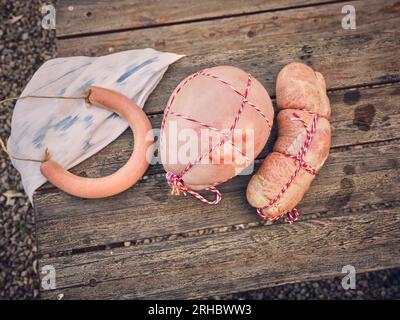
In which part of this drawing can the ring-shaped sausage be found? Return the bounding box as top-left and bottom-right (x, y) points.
(40, 86), (153, 198)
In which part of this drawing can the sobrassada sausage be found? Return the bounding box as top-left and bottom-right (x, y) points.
(246, 62), (331, 220)
(40, 86), (153, 198)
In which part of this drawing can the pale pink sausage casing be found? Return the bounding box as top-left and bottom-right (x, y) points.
(161, 66), (274, 190)
(40, 86), (153, 198)
(246, 62), (331, 217)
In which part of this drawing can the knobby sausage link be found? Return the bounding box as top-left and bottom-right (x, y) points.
(246, 62), (331, 218)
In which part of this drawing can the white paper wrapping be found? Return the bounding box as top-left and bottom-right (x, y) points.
(7, 48), (184, 202)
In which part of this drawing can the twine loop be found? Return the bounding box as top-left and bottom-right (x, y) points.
(166, 171), (222, 205)
(256, 207), (300, 224)
(286, 208), (300, 224)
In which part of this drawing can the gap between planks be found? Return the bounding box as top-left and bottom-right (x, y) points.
(57, 0), (349, 39)
(33, 81), (400, 254)
(39, 209), (400, 299)
(33, 2), (397, 258)
(40, 199), (400, 259)
(34, 139), (400, 255)
(56, 0), (400, 115)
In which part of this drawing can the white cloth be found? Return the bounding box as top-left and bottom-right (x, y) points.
(7, 48), (183, 202)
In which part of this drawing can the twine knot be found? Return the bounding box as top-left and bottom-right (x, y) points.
(257, 207), (300, 224)
(286, 208), (300, 224)
(165, 171), (222, 205)
(166, 172), (187, 196)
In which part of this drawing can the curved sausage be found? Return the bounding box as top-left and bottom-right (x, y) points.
(40, 86), (154, 198)
(246, 62), (331, 218)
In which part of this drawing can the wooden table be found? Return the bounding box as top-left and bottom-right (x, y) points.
(35, 0), (400, 299)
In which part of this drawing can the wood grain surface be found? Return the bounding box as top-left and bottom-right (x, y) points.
(57, 0), (341, 37)
(57, 0), (400, 116)
(34, 83), (400, 254)
(40, 209), (400, 299)
(34, 0), (400, 299)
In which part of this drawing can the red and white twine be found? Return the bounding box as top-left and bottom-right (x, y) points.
(256, 111), (320, 224)
(161, 68), (319, 224)
(161, 69), (269, 205)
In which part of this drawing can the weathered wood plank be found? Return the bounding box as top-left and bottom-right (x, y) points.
(43, 84), (400, 181)
(40, 209), (400, 299)
(33, 83), (400, 254)
(34, 138), (400, 254)
(35, 0), (400, 255)
(57, 0), (400, 116)
(37, 1), (400, 300)
(57, 0), (340, 37)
